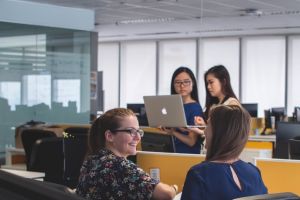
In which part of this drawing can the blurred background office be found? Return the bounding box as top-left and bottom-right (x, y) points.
(0, 0), (300, 162)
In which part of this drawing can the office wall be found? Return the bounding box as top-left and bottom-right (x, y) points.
(98, 34), (300, 116)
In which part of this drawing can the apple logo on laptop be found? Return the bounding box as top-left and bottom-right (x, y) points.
(161, 107), (167, 115)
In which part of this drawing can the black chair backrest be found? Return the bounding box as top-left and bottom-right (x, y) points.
(0, 170), (85, 200)
(21, 129), (56, 170)
(63, 134), (88, 188)
(30, 137), (64, 184)
(288, 136), (300, 159)
(64, 127), (90, 137)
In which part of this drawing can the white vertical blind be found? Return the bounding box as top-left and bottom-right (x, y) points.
(120, 41), (156, 107)
(22, 75), (51, 107)
(98, 43), (119, 111)
(199, 37), (240, 106)
(0, 82), (20, 111)
(53, 79), (80, 112)
(241, 36), (286, 117)
(158, 39), (196, 95)
(287, 36), (300, 115)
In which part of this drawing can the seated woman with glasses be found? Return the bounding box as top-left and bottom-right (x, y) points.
(181, 105), (267, 200)
(161, 67), (204, 154)
(76, 108), (178, 200)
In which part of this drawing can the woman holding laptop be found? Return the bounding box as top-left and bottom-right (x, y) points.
(161, 67), (204, 154)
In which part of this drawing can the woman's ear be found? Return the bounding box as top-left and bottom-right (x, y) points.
(105, 130), (114, 142)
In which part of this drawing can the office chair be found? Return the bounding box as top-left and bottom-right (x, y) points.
(21, 129), (57, 170)
(30, 137), (64, 184)
(62, 133), (88, 188)
(0, 170), (84, 200)
(64, 127), (90, 137)
(233, 192), (300, 199)
(288, 136), (300, 160)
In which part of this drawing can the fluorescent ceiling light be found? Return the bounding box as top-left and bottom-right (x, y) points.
(117, 17), (175, 25)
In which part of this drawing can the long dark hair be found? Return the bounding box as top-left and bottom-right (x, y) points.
(87, 108), (135, 156)
(205, 105), (250, 162)
(171, 66), (199, 103)
(204, 65), (237, 118)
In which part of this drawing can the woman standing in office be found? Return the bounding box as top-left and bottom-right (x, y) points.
(76, 108), (177, 200)
(162, 66), (204, 154)
(194, 65), (240, 126)
(181, 105), (268, 200)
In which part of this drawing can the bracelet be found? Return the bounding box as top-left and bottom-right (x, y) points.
(171, 185), (178, 193)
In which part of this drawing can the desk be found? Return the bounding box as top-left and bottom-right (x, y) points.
(0, 168), (45, 180)
(137, 151), (205, 192)
(5, 146), (25, 165)
(246, 135), (275, 152)
(248, 135), (276, 142)
(255, 158), (300, 195)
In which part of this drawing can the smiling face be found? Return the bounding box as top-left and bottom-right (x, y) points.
(105, 115), (141, 158)
(174, 72), (193, 98)
(206, 73), (224, 99)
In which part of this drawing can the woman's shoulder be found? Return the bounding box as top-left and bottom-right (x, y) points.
(234, 160), (262, 173)
(87, 149), (133, 168)
(223, 97), (240, 106)
(189, 161), (215, 172)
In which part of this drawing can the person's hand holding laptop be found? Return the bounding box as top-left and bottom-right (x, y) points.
(143, 95), (206, 136)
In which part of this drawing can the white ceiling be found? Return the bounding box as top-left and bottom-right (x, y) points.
(18, 0), (300, 40)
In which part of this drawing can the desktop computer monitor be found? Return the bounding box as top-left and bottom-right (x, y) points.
(271, 107), (285, 128)
(141, 132), (175, 153)
(275, 122), (300, 159)
(294, 107), (300, 122)
(262, 107), (285, 134)
(264, 109), (272, 129)
(127, 103), (148, 126)
(241, 103), (258, 117)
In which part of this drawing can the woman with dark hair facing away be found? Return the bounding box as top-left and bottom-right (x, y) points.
(195, 65), (240, 126)
(162, 66), (204, 154)
(181, 105), (268, 200)
(76, 108), (178, 200)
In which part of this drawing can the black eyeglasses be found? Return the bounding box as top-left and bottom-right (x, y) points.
(111, 128), (144, 137)
(174, 80), (192, 87)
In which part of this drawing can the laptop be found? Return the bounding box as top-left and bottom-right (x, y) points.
(143, 94), (204, 128)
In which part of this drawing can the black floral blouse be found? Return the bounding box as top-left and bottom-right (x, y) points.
(76, 149), (159, 200)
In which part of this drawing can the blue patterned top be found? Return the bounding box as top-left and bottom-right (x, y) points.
(76, 149), (159, 200)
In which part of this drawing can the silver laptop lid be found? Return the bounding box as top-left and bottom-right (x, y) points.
(143, 94), (188, 127)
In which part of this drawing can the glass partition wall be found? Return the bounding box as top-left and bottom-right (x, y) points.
(0, 22), (91, 154)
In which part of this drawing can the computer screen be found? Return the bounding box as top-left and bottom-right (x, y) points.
(127, 103), (148, 126)
(295, 107), (300, 122)
(264, 109), (272, 129)
(263, 107), (285, 130)
(241, 103), (258, 117)
(275, 121), (300, 159)
(271, 107), (285, 125)
(141, 132), (175, 153)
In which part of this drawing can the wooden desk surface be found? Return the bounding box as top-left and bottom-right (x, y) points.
(248, 135), (276, 142)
